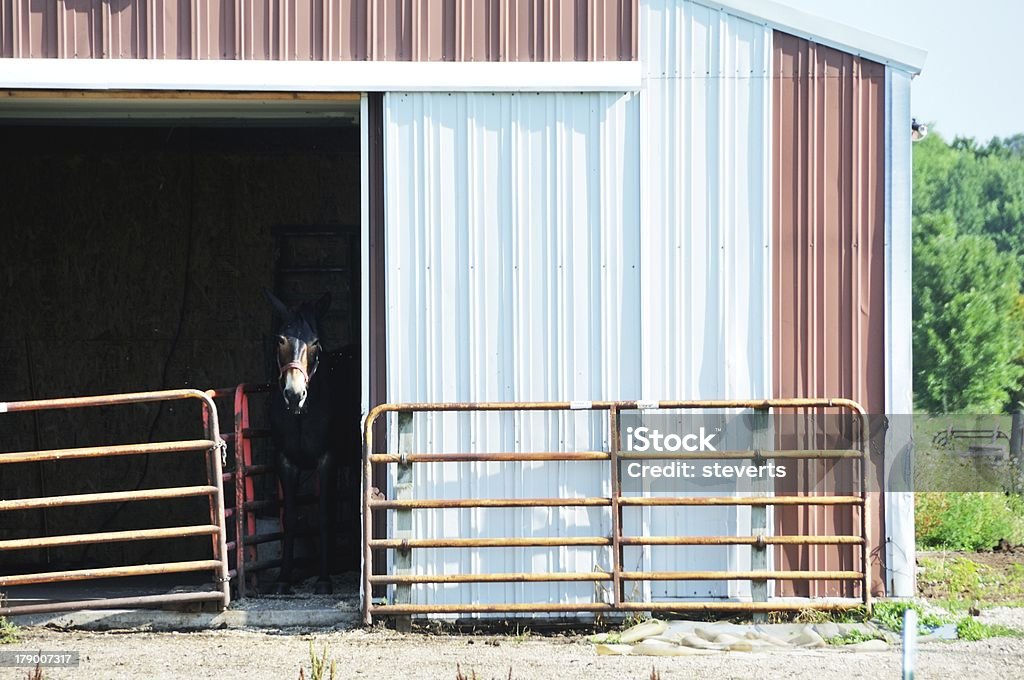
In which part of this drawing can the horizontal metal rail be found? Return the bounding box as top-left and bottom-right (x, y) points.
(0, 389), (231, 615)
(0, 525), (221, 550)
(368, 449), (861, 463)
(370, 537), (612, 549)
(617, 496), (864, 507)
(0, 592), (226, 617)
(0, 440), (217, 465)
(619, 535), (864, 546)
(0, 486), (218, 512)
(370, 498), (611, 509)
(369, 535), (863, 549)
(371, 601), (866, 615)
(368, 495), (864, 510)
(0, 560), (223, 587)
(369, 570), (863, 585)
(362, 398), (871, 624)
(370, 451), (609, 463)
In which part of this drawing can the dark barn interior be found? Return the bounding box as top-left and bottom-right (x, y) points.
(0, 120), (362, 590)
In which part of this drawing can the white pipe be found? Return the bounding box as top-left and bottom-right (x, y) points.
(902, 608), (918, 680)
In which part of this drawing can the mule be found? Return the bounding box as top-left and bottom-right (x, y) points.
(266, 290), (358, 595)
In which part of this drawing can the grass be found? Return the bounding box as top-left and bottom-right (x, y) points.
(918, 554), (1024, 609)
(297, 642), (335, 680)
(873, 600), (951, 634)
(915, 493), (1024, 550)
(956, 617), (1024, 641)
(792, 606), (869, 625)
(872, 599), (1024, 641)
(827, 629), (886, 646)
(0, 616), (19, 644)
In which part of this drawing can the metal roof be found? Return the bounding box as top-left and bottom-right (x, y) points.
(694, 0), (927, 74)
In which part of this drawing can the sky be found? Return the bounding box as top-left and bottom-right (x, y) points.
(772, 0), (1024, 142)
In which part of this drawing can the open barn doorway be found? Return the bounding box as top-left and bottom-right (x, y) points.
(0, 95), (371, 613)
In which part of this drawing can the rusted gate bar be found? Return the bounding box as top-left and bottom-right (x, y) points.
(220, 383), (332, 598)
(362, 399), (870, 625)
(0, 389), (230, 615)
(369, 570), (862, 585)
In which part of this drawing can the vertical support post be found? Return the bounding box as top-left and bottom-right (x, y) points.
(394, 410), (414, 632)
(1010, 410), (1023, 494)
(750, 407), (771, 622)
(200, 398), (231, 610)
(608, 406), (623, 607)
(860, 409), (873, 613)
(361, 410), (376, 626)
(233, 386), (249, 598)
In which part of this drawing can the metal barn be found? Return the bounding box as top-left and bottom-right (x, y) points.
(0, 0), (923, 620)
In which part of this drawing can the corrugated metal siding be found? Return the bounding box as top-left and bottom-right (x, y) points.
(637, 0), (772, 601)
(383, 91), (641, 610)
(0, 0), (636, 61)
(380, 0), (774, 610)
(771, 31), (886, 597)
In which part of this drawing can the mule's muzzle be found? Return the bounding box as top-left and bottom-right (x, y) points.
(282, 388), (306, 414)
(279, 360), (310, 414)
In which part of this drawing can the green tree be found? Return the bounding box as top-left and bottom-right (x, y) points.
(912, 212), (1024, 412)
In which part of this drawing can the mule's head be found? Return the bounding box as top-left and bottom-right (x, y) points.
(267, 290), (331, 414)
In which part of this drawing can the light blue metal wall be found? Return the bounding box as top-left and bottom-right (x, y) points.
(637, 0), (772, 600)
(383, 91), (642, 610)
(380, 0), (774, 610)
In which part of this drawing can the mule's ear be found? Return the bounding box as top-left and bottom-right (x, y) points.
(265, 288), (290, 317)
(315, 292), (332, 319)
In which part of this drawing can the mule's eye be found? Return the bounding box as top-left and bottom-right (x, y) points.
(278, 336), (287, 347)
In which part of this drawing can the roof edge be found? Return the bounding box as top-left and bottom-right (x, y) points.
(693, 0), (926, 74)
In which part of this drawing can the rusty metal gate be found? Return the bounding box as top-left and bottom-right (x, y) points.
(0, 389), (231, 615)
(208, 382), (341, 599)
(361, 399), (870, 624)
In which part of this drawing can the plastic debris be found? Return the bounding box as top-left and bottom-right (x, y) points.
(619, 619), (669, 643)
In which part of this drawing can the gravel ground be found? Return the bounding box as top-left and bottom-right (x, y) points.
(7, 620), (1024, 680)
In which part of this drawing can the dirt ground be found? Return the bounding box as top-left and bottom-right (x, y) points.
(6, 623), (1024, 680)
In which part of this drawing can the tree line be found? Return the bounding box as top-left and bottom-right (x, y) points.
(913, 131), (1024, 413)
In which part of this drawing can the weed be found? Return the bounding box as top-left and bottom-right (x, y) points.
(827, 629), (886, 646)
(872, 600), (950, 634)
(0, 616), (19, 645)
(620, 614), (649, 629)
(508, 624), (532, 643)
(454, 666), (513, 680)
(298, 641), (335, 680)
(24, 663), (44, 680)
(915, 493), (1024, 550)
(649, 668), (661, 680)
(793, 606), (868, 625)
(955, 617), (1024, 641)
(918, 554), (1024, 606)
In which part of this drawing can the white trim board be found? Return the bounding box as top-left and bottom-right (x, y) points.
(0, 59), (642, 93)
(883, 67), (916, 598)
(693, 0), (926, 74)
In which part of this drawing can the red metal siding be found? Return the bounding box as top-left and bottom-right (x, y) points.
(0, 0), (635, 61)
(772, 31), (887, 597)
